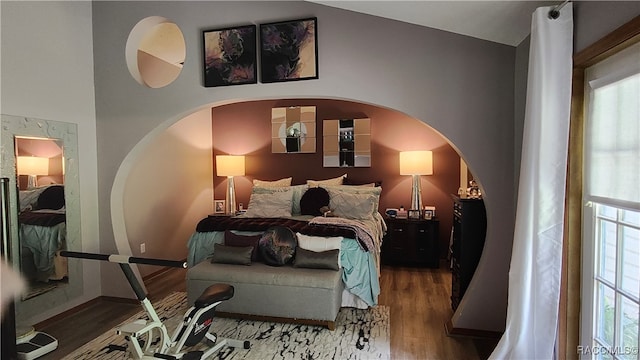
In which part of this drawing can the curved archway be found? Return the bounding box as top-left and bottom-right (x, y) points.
(111, 97), (487, 295)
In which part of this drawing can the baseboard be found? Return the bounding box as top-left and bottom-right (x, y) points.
(34, 296), (138, 330)
(444, 320), (503, 339)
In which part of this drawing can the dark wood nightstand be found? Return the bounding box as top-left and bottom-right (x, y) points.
(381, 217), (440, 268)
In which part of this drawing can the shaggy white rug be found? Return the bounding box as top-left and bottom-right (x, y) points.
(64, 292), (390, 359)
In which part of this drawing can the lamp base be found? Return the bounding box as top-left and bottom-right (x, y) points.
(26, 175), (38, 190)
(226, 176), (237, 215)
(410, 174), (423, 210)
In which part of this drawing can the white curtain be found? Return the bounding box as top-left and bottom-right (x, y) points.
(489, 5), (573, 360)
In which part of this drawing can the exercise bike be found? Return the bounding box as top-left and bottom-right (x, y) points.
(60, 251), (249, 359)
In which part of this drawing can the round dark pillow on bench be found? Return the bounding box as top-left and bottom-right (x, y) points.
(258, 226), (297, 266)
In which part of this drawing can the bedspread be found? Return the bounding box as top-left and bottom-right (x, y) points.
(195, 215), (375, 251)
(20, 222), (66, 273)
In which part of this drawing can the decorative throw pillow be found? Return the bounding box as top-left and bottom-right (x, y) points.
(343, 178), (382, 187)
(211, 243), (252, 265)
(306, 174), (346, 188)
(293, 248), (340, 271)
(327, 189), (378, 220)
(244, 190), (293, 218)
(252, 184), (308, 216)
(299, 187), (330, 216)
(252, 177), (292, 187)
(321, 185), (382, 214)
(296, 233), (342, 267)
(36, 185), (65, 210)
(224, 231), (261, 261)
(258, 226), (297, 266)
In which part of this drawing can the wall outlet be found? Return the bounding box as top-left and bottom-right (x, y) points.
(140, 243), (146, 254)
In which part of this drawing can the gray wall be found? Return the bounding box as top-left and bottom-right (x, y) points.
(574, 1), (640, 53)
(93, 0), (517, 331)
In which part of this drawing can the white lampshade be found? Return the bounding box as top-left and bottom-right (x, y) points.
(17, 156), (49, 175)
(216, 155), (245, 177)
(399, 151), (433, 175)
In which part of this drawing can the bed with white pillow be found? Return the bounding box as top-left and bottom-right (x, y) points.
(186, 175), (385, 309)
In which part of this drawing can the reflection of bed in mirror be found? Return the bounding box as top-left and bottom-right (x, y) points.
(18, 185), (68, 289)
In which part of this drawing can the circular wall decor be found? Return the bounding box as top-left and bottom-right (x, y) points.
(126, 16), (186, 88)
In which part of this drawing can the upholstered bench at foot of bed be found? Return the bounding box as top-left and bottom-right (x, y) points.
(186, 261), (344, 330)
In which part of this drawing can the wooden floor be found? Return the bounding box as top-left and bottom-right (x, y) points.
(34, 264), (498, 359)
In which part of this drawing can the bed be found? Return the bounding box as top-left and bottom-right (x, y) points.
(18, 185), (68, 282)
(187, 179), (385, 309)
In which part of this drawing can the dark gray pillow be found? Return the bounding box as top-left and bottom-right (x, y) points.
(293, 248), (339, 271)
(211, 243), (253, 265)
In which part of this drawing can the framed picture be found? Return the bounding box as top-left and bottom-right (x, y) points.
(260, 17), (318, 83)
(408, 210), (421, 220)
(423, 210), (434, 220)
(203, 24), (257, 87)
(214, 200), (226, 214)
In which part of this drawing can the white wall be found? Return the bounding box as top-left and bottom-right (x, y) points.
(0, 1), (100, 323)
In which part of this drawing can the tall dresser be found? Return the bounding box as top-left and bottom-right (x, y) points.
(450, 195), (487, 311)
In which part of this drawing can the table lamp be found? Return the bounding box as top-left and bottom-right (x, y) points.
(17, 156), (49, 189)
(399, 150), (433, 210)
(216, 155), (245, 215)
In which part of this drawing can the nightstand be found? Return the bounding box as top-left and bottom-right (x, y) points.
(382, 217), (440, 268)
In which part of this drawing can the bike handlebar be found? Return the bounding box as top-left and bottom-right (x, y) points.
(60, 251), (187, 268)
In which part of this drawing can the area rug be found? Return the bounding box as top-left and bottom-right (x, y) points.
(63, 292), (390, 359)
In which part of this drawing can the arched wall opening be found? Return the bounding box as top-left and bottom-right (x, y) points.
(112, 95), (490, 325)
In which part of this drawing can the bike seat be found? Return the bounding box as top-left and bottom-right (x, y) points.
(194, 283), (234, 308)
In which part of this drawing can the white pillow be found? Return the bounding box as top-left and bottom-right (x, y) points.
(307, 174), (346, 188)
(296, 233), (343, 267)
(244, 190), (293, 218)
(252, 177), (292, 187)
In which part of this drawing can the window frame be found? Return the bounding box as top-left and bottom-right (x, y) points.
(560, 15), (640, 360)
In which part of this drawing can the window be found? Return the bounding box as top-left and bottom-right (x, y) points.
(581, 41), (640, 360)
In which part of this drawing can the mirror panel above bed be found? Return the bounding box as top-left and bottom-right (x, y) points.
(271, 106), (316, 153)
(323, 118), (371, 167)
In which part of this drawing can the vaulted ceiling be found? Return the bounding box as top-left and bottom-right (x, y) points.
(308, 1), (561, 46)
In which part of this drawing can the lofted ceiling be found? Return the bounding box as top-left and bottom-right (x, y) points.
(308, 1), (562, 46)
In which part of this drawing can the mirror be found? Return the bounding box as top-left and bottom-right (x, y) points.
(272, 106), (316, 153)
(323, 118), (371, 167)
(15, 137), (67, 299)
(0, 114), (83, 322)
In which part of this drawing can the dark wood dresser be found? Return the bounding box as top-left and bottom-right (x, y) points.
(450, 195), (486, 310)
